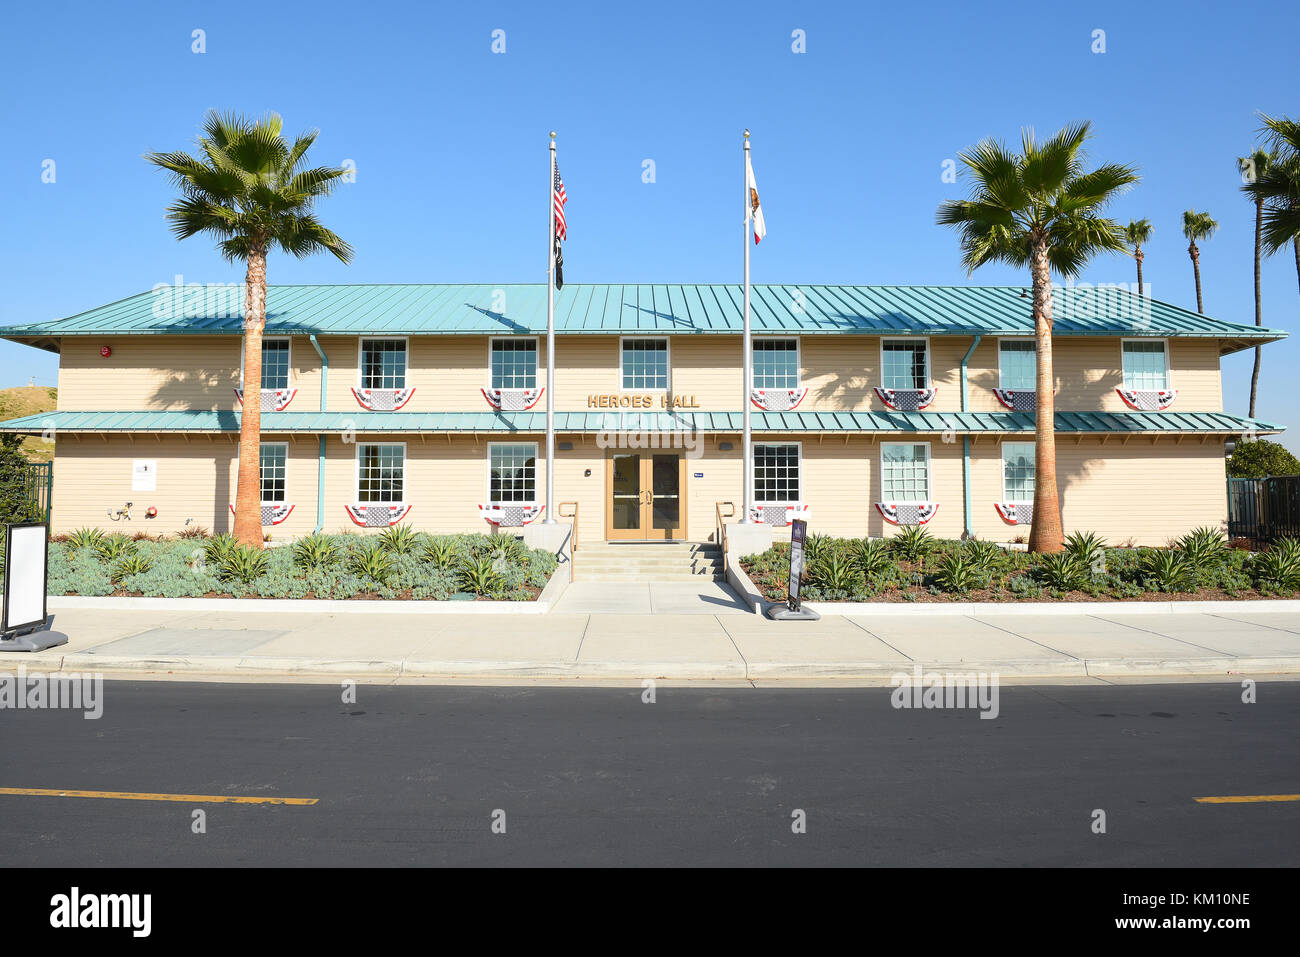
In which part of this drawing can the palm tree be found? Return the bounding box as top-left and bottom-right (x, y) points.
(1250, 113), (1300, 296)
(1124, 219), (1153, 296)
(937, 122), (1138, 553)
(1239, 148), (1275, 417)
(146, 112), (353, 547)
(1182, 210), (1218, 314)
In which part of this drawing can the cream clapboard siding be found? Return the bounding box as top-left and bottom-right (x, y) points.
(57, 335), (324, 412)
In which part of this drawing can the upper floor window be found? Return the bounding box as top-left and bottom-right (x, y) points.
(621, 338), (669, 390)
(1001, 442), (1035, 503)
(881, 339), (929, 390)
(240, 337), (291, 391)
(998, 339), (1035, 391)
(260, 442), (287, 503)
(1122, 340), (1169, 391)
(881, 442), (930, 502)
(360, 338), (407, 390)
(357, 443), (405, 504)
(489, 443), (537, 503)
(754, 443), (800, 502)
(491, 339), (538, 390)
(753, 339), (799, 389)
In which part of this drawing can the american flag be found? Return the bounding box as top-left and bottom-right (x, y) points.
(553, 164), (568, 241)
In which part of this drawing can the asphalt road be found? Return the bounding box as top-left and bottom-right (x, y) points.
(2, 679), (1297, 866)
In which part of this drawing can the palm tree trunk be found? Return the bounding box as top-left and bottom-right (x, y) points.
(1189, 240), (1204, 313)
(1250, 198), (1264, 418)
(233, 245), (268, 548)
(1135, 247), (1144, 297)
(1028, 241), (1064, 553)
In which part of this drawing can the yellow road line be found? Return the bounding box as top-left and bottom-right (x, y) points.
(0, 787), (317, 806)
(1195, 794), (1300, 804)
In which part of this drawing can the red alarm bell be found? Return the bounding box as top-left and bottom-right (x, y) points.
(100, 345), (112, 357)
(145, 506), (158, 518)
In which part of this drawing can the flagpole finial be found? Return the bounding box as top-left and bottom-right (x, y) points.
(744, 129), (750, 139)
(549, 131), (556, 139)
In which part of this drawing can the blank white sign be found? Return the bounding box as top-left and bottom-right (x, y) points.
(132, 459), (156, 492)
(4, 525), (47, 631)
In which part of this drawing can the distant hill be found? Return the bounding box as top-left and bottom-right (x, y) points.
(0, 386), (57, 462)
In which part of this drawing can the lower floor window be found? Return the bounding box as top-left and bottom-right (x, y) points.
(881, 443), (930, 501)
(754, 443), (800, 502)
(260, 443), (287, 503)
(1002, 442), (1035, 502)
(357, 443), (405, 503)
(490, 443), (537, 503)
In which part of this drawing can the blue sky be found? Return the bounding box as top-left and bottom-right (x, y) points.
(2, 0), (1298, 443)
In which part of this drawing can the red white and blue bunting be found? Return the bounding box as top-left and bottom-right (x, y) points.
(992, 388), (1035, 412)
(478, 503), (545, 527)
(1116, 387), (1178, 411)
(748, 503), (811, 526)
(229, 503), (295, 526)
(351, 387), (415, 411)
(874, 386), (937, 411)
(481, 386), (545, 411)
(235, 388), (298, 412)
(875, 502), (939, 526)
(345, 504), (412, 527)
(993, 502), (1033, 525)
(749, 387), (808, 411)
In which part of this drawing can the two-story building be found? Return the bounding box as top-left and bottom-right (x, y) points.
(0, 282), (1285, 546)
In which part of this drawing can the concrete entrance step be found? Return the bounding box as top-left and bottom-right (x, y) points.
(575, 541), (724, 582)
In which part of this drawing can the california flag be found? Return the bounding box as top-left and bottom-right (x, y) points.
(745, 152), (766, 244)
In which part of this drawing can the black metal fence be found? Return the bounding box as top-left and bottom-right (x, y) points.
(1227, 476), (1300, 544)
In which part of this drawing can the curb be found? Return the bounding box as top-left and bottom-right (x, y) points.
(48, 595), (554, 615)
(802, 599), (1300, 616)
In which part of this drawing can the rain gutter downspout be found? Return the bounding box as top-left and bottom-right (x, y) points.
(309, 335), (328, 532)
(960, 335), (981, 539)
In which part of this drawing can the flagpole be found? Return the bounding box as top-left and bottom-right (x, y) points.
(543, 131), (557, 524)
(741, 129), (754, 523)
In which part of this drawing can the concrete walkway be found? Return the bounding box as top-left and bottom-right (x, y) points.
(6, 604), (1300, 683)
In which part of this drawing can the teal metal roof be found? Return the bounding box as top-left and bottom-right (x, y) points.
(1, 284), (1284, 352)
(1, 409), (1280, 435)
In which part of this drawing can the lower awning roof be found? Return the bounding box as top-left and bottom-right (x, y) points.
(0, 409), (1282, 436)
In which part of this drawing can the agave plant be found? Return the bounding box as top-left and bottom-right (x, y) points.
(934, 552), (985, 593)
(217, 544), (270, 584)
(95, 535), (136, 563)
(66, 527), (107, 551)
(490, 535), (529, 564)
(377, 524), (421, 556)
(203, 533), (241, 569)
(890, 525), (935, 564)
(111, 552), (154, 583)
(963, 538), (1007, 574)
(804, 533), (831, 563)
(1063, 531), (1107, 573)
(348, 542), (395, 585)
(1177, 526), (1226, 569)
(1035, 552), (1089, 591)
(458, 556), (505, 596)
(1141, 549), (1191, 592)
(812, 553), (858, 592)
(421, 537), (459, 571)
(1254, 538), (1300, 591)
(850, 538), (893, 578)
(292, 533), (342, 572)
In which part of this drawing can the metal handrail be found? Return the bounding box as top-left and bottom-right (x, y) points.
(715, 501), (736, 564)
(557, 501), (579, 581)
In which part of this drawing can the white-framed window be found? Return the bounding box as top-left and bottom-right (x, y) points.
(998, 339), (1035, 391)
(754, 443), (801, 503)
(881, 442), (931, 502)
(752, 338), (800, 390)
(1001, 441), (1035, 503)
(240, 337), (291, 391)
(489, 443), (538, 504)
(359, 338), (408, 390)
(356, 443), (405, 504)
(260, 442), (287, 504)
(1121, 339), (1170, 391)
(490, 337), (538, 390)
(880, 338), (929, 390)
(620, 337), (670, 390)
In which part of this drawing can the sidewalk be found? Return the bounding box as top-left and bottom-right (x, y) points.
(7, 596), (1300, 683)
